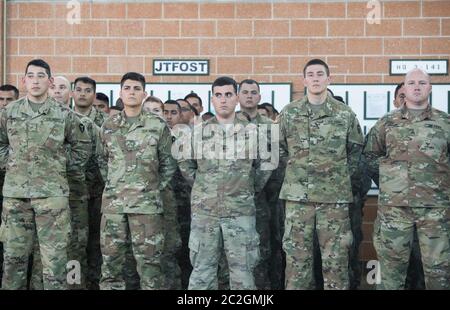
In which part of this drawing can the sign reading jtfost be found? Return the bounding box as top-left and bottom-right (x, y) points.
(153, 59), (209, 76)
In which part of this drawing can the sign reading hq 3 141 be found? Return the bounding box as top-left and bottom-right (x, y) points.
(153, 59), (209, 76)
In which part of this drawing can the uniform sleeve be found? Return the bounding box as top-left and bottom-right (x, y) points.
(85, 122), (106, 187)
(0, 109), (9, 170)
(277, 111), (289, 173)
(362, 119), (387, 187)
(65, 111), (92, 188)
(158, 124), (177, 190)
(254, 122), (275, 194)
(98, 124), (109, 182)
(176, 126), (197, 186)
(346, 113), (364, 194)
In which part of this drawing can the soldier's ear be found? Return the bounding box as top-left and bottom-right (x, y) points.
(48, 76), (54, 88)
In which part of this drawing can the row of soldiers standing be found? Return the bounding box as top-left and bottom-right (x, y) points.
(0, 58), (448, 290)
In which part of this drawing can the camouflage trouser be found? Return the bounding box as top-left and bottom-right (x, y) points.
(188, 214), (260, 290)
(217, 193), (272, 290)
(87, 195), (102, 290)
(404, 229), (425, 289)
(161, 185), (182, 290)
(373, 206), (449, 290)
(0, 197), (70, 290)
(270, 199), (285, 290)
(254, 192), (272, 290)
(348, 199), (363, 289)
(99, 213), (164, 290)
(313, 199), (364, 290)
(31, 199), (89, 290)
(123, 242), (140, 290)
(217, 245), (230, 290)
(283, 201), (352, 290)
(174, 178), (192, 290)
(0, 197), (3, 286)
(30, 235), (43, 290)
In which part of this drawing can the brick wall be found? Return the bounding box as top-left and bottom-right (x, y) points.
(3, 0), (450, 96)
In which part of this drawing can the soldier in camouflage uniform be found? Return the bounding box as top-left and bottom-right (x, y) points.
(158, 100), (183, 290)
(177, 77), (272, 290)
(99, 72), (176, 290)
(363, 68), (449, 290)
(279, 59), (363, 290)
(391, 82), (426, 290)
(72, 76), (109, 290)
(0, 59), (90, 290)
(0, 84), (19, 285)
(165, 100), (193, 289)
(237, 79), (275, 290)
(30, 111), (97, 290)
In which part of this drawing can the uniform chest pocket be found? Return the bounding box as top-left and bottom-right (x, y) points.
(286, 120), (309, 154)
(43, 119), (65, 149)
(385, 125), (410, 158)
(7, 117), (25, 149)
(416, 124), (447, 162)
(136, 136), (158, 161)
(317, 120), (347, 157)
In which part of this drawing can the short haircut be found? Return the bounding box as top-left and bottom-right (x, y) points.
(177, 98), (199, 116)
(303, 58), (330, 77)
(203, 112), (215, 117)
(164, 99), (181, 111)
(25, 58), (51, 77)
(260, 102), (278, 114)
(212, 76), (237, 94)
(257, 104), (271, 114)
(115, 98), (123, 108)
(239, 79), (260, 92)
(110, 105), (123, 111)
(120, 72), (146, 90)
(333, 96), (345, 104)
(144, 95), (163, 104)
(95, 92), (109, 104)
(184, 92), (203, 107)
(394, 82), (405, 98)
(74, 76), (96, 92)
(0, 84), (19, 99)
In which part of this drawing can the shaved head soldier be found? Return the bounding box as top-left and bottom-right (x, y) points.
(363, 68), (449, 289)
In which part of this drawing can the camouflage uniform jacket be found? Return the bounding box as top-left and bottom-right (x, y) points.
(0, 96), (91, 198)
(100, 110), (177, 215)
(87, 106), (109, 128)
(65, 108), (96, 201)
(178, 114), (273, 218)
(279, 95), (364, 203)
(363, 104), (449, 208)
(86, 107), (108, 197)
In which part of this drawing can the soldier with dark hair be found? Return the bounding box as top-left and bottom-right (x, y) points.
(99, 72), (176, 290)
(0, 84), (19, 108)
(178, 76), (272, 289)
(279, 59), (363, 290)
(94, 92), (110, 114)
(0, 59), (90, 289)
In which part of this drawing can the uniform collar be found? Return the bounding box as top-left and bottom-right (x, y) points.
(23, 96), (53, 116)
(207, 114), (248, 137)
(87, 106), (97, 120)
(117, 110), (146, 132)
(400, 103), (433, 121)
(297, 94), (334, 118)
